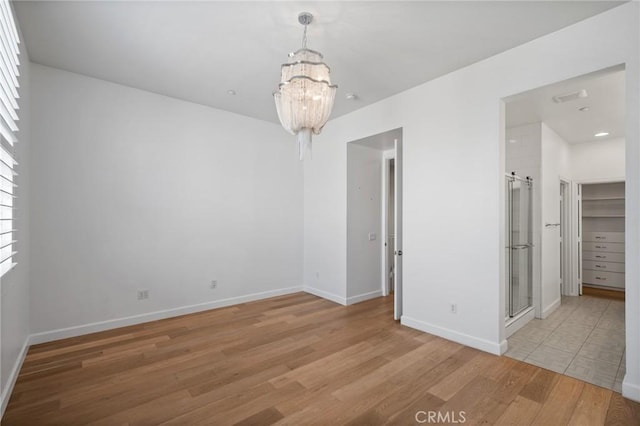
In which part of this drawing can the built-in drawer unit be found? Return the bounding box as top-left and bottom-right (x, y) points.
(582, 260), (625, 273)
(582, 232), (624, 243)
(581, 182), (625, 291)
(582, 270), (625, 289)
(582, 242), (624, 253)
(582, 251), (625, 263)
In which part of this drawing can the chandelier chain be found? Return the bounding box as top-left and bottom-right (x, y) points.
(302, 24), (308, 48)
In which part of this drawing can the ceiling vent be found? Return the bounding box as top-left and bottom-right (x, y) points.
(552, 89), (588, 103)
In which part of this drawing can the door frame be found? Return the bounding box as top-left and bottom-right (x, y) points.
(575, 177), (626, 296)
(393, 138), (403, 320)
(381, 151), (395, 297)
(560, 178), (574, 296)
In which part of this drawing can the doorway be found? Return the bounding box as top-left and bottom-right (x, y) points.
(382, 145), (403, 320)
(502, 66), (626, 392)
(346, 128), (403, 319)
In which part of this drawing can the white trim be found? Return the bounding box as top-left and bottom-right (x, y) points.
(541, 297), (561, 319)
(505, 307), (535, 338)
(571, 180), (580, 296)
(622, 377), (640, 402)
(499, 339), (509, 355)
(346, 290), (383, 305)
(381, 151), (395, 298)
(29, 286), (303, 345)
(401, 315), (503, 355)
(0, 336), (29, 417)
(559, 178), (574, 297)
(382, 150), (396, 161)
(573, 177), (626, 185)
(381, 156), (390, 297)
(303, 286), (346, 305)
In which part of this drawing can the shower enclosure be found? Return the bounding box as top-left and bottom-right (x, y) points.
(506, 173), (533, 318)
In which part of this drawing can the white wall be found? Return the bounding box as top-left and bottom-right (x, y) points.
(0, 39), (31, 413)
(540, 123), (571, 316)
(506, 123), (542, 179)
(571, 137), (625, 182)
(346, 144), (383, 303)
(29, 64), (303, 338)
(303, 2), (639, 400)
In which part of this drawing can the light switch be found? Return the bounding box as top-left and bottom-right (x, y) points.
(368, 233), (377, 241)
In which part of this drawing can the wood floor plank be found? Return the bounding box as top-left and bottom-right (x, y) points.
(531, 375), (585, 426)
(605, 392), (640, 426)
(495, 395), (542, 425)
(518, 368), (560, 404)
(427, 350), (496, 401)
(2, 292), (639, 426)
(466, 360), (539, 424)
(234, 407), (285, 426)
(568, 384), (613, 426)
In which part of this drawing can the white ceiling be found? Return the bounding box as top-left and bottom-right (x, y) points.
(13, 1), (625, 125)
(506, 66), (625, 144)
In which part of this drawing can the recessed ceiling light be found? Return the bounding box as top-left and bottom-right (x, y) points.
(508, 139), (517, 144)
(594, 132), (609, 137)
(345, 93), (357, 100)
(227, 89), (236, 95)
(579, 106), (590, 112)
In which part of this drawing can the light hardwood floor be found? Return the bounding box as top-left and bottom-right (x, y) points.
(582, 286), (625, 301)
(3, 293), (639, 425)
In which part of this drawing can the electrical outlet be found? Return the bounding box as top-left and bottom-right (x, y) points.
(210, 280), (218, 289)
(137, 289), (149, 300)
(450, 303), (457, 314)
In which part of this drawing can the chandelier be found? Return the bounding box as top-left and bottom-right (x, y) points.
(274, 12), (337, 160)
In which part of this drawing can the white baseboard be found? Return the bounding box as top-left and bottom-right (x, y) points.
(541, 297), (561, 319)
(499, 339), (509, 355)
(29, 286), (303, 345)
(506, 308), (535, 338)
(1, 337), (30, 418)
(622, 377), (640, 402)
(401, 316), (503, 355)
(303, 286), (346, 305)
(346, 290), (382, 305)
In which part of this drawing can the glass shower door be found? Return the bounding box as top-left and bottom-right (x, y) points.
(506, 175), (533, 318)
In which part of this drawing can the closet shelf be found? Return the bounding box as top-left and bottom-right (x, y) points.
(582, 197), (625, 201)
(582, 214), (625, 218)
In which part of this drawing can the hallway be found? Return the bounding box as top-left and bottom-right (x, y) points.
(506, 295), (625, 391)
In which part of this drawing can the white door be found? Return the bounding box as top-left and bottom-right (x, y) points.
(394, 138), (403, 320)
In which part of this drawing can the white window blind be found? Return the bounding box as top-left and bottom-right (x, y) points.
(0, 0), (20, 277)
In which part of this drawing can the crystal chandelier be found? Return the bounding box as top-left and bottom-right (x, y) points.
(274, 12), (337, 160)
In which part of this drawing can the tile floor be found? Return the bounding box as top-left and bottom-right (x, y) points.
(505, 295), (625, 392)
